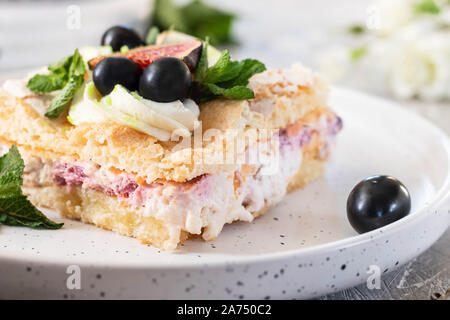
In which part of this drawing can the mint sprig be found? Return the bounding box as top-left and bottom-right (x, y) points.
(415, 0), (441, 14)
(25, 73), (66, 93)
(45, 75), (83, 118)
(0, 145), (63, 230)
(27, 49), (86, 118)
(192, 41), (266, 102)
(153, 0), (235, 45)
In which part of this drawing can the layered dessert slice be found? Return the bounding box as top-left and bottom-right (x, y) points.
(0, 29), (341, 250)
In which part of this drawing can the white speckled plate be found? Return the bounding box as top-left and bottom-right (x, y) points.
(0, 87), (449, 299)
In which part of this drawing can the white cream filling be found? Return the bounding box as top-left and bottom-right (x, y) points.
(122, 138), (303, 242)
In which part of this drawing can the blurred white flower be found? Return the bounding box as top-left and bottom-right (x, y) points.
(317, 46), (353, 82)
(318, 0), (450, 101)
(436, 6), (450, 26)
(374, 0), (415, 37)
(389, 32), (450, 101)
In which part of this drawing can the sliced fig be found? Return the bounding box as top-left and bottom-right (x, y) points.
(156, 31), (221, 67)
(182, 44), (202, 71)
(88, 40), (202, 71)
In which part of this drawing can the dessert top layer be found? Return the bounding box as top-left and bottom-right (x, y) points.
(0, 26), (333, 183)
(8, 28), (268, 142)
(0, 62), (330, 183)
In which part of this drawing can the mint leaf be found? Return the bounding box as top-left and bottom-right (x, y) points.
(48, 54), (73, 74)
(206, 83), (254, 100)
(219, 59), (266, 87)
(153, 0), (187, 34)
(45, 75), (83, 118)
(203, 50), (242, 83)
(27, 49), (86, 118)
(350, 46), (368, 61)
(145, 26), (160, 45)
(181, 0), (235, 45)
(0, 146), (24, 187)
(26, 73), (66, 93)
(0, 145), (63, 230)
(192, 48), (266, 102)
(194, 39), (210, 81)
(68, 49), (86, 78)
(28, 54), (73, 93)
(415, 0), (440, 14)
(152, 0), (235, 45)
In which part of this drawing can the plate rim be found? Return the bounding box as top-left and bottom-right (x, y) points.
(1, 86), (449, 269)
